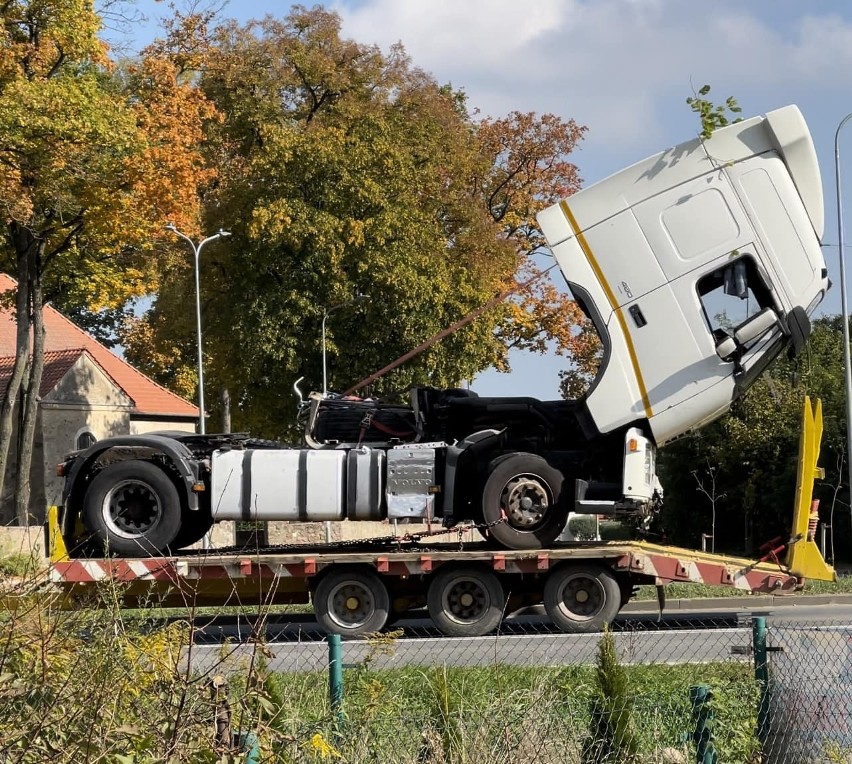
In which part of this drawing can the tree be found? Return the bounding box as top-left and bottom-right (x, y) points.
(658, 317), (851, 557)
(583, 626), (638, 763)
(685, 84), (742, 141)
(0, 1), (214, 523)
(124, 6), (588, 439)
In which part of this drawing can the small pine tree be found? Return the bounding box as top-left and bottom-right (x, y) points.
(582, 626), (639, 763)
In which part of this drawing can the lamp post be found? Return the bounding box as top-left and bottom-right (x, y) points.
(165, 224), (231, 434)
(836, 115), (852, 504)
(322, 294), (367, 396)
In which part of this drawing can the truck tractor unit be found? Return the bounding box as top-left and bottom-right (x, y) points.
(57, 105), (828, 558)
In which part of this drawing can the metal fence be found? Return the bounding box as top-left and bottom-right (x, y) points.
(187, 614), (852, 763)
(4, 597), (852, 763)
(763, 622), (852, 763)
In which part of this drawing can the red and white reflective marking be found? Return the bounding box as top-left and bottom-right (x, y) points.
(48, 544), (798, 594)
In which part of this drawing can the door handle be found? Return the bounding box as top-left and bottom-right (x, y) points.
(628, 305), (647, 328)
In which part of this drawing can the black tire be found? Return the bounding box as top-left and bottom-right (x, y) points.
(82, 460), (182, 557)
(481, 453), (568, 550)
(168, 510), (214, 553)
(543, 563), (621, 633)
(312, 568), (390, 637)
(427, 564), (504, 637)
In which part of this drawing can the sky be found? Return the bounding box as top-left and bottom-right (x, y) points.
(114, 0), (852, 399)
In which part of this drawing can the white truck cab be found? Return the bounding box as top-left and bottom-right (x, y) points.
(537, 105), (827, 445)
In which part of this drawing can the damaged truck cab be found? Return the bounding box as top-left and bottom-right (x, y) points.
(539, 104), (827, 447)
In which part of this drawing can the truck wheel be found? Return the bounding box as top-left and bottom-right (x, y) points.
(313, 568), (390, 637)
(482, 454), (567, 549)
(168, 511), (214, 553)
(543, 563), (621, 633)
(427, 564), (504, 637)
(82, 460), (182, 557)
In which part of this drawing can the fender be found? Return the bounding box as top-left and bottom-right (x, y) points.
(62, 433), (202, 512)
(442, 428), (503, 525)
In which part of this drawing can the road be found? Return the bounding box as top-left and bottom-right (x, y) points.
(183, 599), (852, 675)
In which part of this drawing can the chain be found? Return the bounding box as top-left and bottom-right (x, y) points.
(201, 516), (508, 557)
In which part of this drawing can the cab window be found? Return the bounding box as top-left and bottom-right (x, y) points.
(697, 256), (775, 338)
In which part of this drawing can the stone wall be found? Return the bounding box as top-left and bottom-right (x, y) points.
(204, 519), (479, 548)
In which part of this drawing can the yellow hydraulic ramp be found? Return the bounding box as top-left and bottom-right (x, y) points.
(785, 396), (836, 582)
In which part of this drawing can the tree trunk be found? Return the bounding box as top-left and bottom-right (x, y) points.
(220, 386), (231, 433)
(0, 225), (34, 524)
(15, 243), (45, 525)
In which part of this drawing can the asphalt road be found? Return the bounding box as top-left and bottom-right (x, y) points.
(184, 596), (852, 675)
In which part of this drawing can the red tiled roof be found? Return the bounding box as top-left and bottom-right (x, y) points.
(0, 349), (120, 400)
(0, 273), (198, 418)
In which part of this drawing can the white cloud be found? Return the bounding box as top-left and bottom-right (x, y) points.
(337, 0), (570, 70)
(331, 0), (852, 396)
(335, 0), (852, 180)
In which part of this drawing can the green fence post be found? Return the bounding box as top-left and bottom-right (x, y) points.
(690, 684), (718, 764)
(752, 615), (769, 747)
(328, 633), (344, 731)
(236, 731), (260, 764)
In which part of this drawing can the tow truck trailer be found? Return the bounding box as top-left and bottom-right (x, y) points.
(56, 105), (831, 561)
(43, 399), (834, 637)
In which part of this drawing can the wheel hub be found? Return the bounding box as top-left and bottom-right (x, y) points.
(103, 480), (162, 538)
(446, 580), (488, 621)
(559, 576), (603, 619)
(502, 476), (549, 528)
(329, 583), (374, 628)
(345, 596), (361, 611)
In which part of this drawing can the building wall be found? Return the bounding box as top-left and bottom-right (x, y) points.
(37, 355), (134, 517)
(131, 419), (196, 435)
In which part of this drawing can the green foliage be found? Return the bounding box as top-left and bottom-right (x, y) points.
(582, 627), (639, 763)
(568, 515), (600, 541)
(0, 552), (35, 577)
(0, 555), (763, 764)
(659, 316), (851, 558)
(598, 520), (636, 542)
(686, 84), (743, 141)
(122, 6), (587, 439)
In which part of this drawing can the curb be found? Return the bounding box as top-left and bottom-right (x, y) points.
(623, 593), (852, 613)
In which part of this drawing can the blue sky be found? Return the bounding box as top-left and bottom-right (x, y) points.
(113, 0), (852, 398)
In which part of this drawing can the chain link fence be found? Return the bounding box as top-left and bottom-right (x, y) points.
(763, 622), (852, 763)
(185, 613), (751, 763)
(183, 613), (852, 763)
(5, 584), (852, 763)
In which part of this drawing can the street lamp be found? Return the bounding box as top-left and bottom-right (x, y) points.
(322, 294), (368, 396)
(165, 224), (231, 434)
(836, 115), (852, 504)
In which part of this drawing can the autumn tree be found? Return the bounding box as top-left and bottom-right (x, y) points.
(124, 6), (587, 439)
(0, 1), (214, 523)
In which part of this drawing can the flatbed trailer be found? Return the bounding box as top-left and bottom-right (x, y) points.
(43, 399), (836, 637)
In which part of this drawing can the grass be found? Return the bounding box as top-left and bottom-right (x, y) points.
(0, 552), (40, 578)
(225, 655), (759, 763)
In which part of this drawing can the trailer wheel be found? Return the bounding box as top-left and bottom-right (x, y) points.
(427, 565), (504, 637)
(543, 563), (621, 633)
(82, 460), (182, 556)
(482, 454), (567, 549)
(313, 568), (390, 637)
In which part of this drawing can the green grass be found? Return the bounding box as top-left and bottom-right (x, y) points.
(231, 659), (759, 763)
(0, 552), (40, 577)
